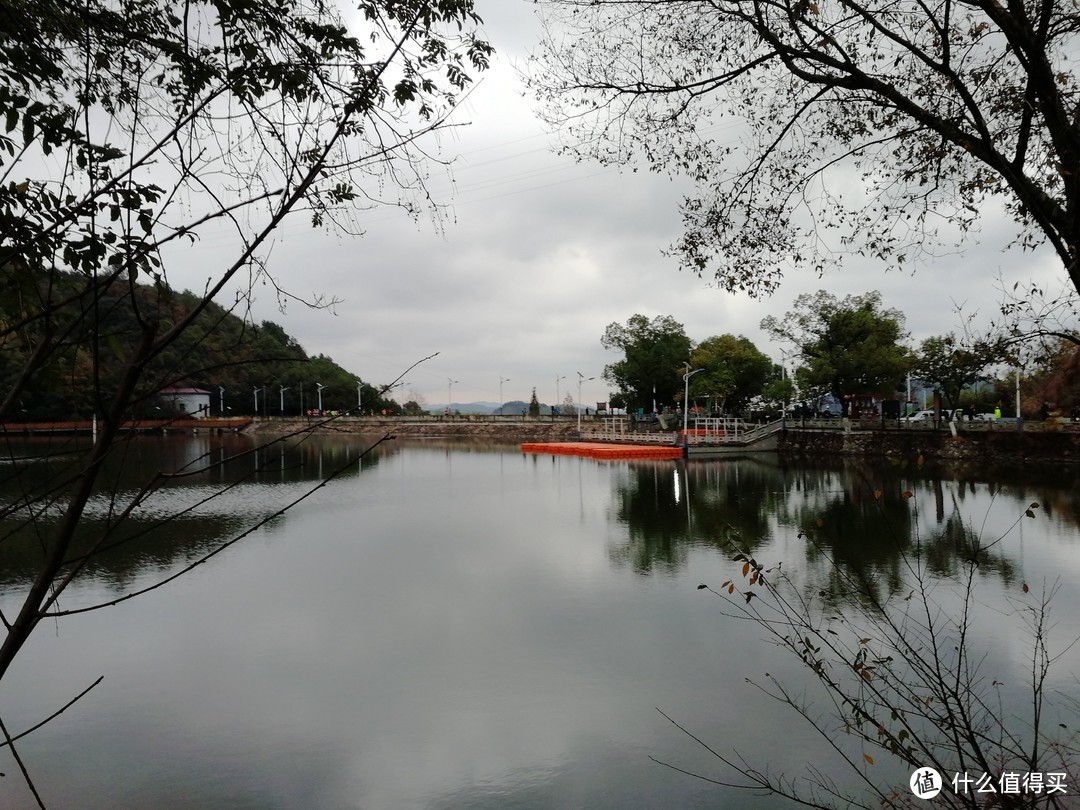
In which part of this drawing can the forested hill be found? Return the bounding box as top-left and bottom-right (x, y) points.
(0, 269), (396, 420)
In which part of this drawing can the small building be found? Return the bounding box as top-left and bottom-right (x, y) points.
(159, 387), (212, 418)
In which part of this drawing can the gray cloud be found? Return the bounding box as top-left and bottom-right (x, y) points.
(164, 1), (1067, 409)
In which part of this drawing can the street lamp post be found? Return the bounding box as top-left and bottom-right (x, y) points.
(555, 375), (566, 418)
(447, 378), (458, 415)
(253, 385), (262, 413)
(499, 376), (510, 414)
(356, 381), (363, 415)
(316, 383), (326, 414)
(279, 385), (289, 415)
(219, 386), (225, 416)
(576, 372), (594, 432)
(682, 363), (705, 442)
(1016, 366), (1022, 425)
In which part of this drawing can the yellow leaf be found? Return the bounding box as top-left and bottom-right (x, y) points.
(864, 753), (874, 765)
(742, 562), (750, 576)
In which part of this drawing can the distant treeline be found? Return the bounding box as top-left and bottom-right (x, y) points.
(0, 268), (397, 420)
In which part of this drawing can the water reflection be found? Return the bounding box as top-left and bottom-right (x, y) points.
(608, 455), (1071, 602)
(0, 434), (397, 598)
(0, 440), (1077, 810)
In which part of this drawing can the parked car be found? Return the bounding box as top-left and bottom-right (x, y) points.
(900, 410), (936, 422)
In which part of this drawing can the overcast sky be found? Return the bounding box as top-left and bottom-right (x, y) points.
(169, 1), (1065, 410)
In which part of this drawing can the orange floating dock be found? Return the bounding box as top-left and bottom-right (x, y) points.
(521, 441), (684, 460)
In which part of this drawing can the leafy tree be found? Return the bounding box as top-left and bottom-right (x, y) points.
(760, 374), (796, 410)
(1019, 340), (1080, 417)
(531, 0), (1080, 309)
(914, 334), (1002, 409)
(689, 334), (775, 414)
(601, 314), (692, 410)
(0, 0), (491, 780)
(529, 388), (541, 417)
(762, 291), (911, 398)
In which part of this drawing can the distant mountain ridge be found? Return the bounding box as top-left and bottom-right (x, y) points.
(429, 400), (583, 415)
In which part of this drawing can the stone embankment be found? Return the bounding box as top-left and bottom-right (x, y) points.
(778, 423), (1080, 464)
(248, 415), (584, 440)
(249, 416), (1080, 463)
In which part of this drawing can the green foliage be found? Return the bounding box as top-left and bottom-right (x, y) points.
(914, 333), (1002, 408)
(0, 270), (393, 419)
(528, 387), (541, 418)
(601, 314), (692, 410)
(762, 291), (912, 398)
(0, 0), (490, 428)
(760, 374), (796, 409)
(689, 334), (775, 413)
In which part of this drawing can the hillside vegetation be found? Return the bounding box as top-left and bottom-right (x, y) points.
(0, 269), (394, 420)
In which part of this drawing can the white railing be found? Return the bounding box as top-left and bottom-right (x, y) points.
(580, 429), (678, 445)
(732, 418), (786, 443)
(581, 416), (786, 446)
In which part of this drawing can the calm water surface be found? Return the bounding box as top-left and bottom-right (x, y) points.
(1, 435), (1078, 809)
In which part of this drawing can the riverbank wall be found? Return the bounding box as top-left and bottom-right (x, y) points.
(777, 424), (1080, 464)
(248, 416), (584, 440)
(248, 416), (1080, 463)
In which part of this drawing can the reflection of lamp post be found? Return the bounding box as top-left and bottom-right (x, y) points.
(576, 372), (594, 432)
(682, 363), (705, 440)
(316, 383), (326, 413)
(499, 376), (510, 414)
(279, 385), (289, 415)
(219, 386), (225, 416)
(555, 375), (566, 417)
(779, 348), (792, 409)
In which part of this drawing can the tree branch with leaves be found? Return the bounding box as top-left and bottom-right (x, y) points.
(530, 0), (1080, 305)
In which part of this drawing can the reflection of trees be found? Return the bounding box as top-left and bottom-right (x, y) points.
(787, 465), (1022, 605)
(608, 457), (792, 573)
(0, 435), (396, 594)
(607, 454), (1045, 600)
(922, 508), (1017, 583)
(608, 461), (689, 573)
(797, 487), (914, 602)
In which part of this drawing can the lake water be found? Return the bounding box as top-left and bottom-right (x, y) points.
(1, 435), (1078, 809)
